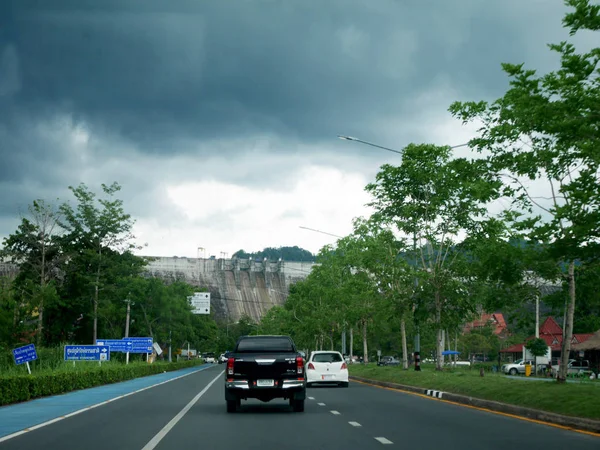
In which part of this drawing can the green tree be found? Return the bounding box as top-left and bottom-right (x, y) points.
(366, 144), (499, 370)
(449, 0), (599, 382)
(59, 182), (139, 344)
(350, 216), (414, 368)
(0, 199), (64, 346)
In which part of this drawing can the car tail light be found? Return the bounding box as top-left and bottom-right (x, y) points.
(307, 362), (315, 370)
(227, 357), (234, 375)
(341, 362), (347, 370)
(296, 355), (304, 374)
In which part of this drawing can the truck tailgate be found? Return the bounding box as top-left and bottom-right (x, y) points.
(233, 353), (298, 379)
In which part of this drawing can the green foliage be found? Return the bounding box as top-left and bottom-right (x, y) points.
(526, 337), (550, 358)
(232, 246), (315, 262)
(0, 359), (204, 406)
(0, 182), (222, 355)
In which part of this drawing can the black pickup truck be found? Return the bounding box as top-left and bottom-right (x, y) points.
(224, 335), (306, 413)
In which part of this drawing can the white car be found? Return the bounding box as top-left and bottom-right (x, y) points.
(306, 350), (349, 387)
(202, 352), (216, 363)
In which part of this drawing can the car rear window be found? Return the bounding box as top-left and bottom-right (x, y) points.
(236, 337), (295, 352)
(313, 352), (343, 363)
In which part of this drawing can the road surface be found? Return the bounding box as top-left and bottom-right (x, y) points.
(0, 364), (598, 449)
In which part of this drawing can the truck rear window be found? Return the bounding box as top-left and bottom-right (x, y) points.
(236, 337), (294, 352)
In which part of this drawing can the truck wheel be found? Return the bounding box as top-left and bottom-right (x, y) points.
(226, 399), (238, 413)
(291, 399), (305, 412)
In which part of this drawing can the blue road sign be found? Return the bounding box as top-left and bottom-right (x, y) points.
(64, 345), (110, 361)
(12, 344), (37, 365)
(97, 337), (153, 353)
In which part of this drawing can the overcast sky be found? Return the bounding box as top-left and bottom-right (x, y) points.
(0, 0), (594, 259)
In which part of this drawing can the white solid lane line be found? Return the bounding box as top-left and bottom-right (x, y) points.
(331, 410), (341, 415)
(375, 437), (393, 444)
(348, 421), (361, 427)
(141, 371), (223, 450)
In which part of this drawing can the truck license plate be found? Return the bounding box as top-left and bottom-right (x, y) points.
(257, 379), (274, 387)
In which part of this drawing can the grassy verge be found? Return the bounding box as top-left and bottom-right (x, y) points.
(0, 358), (205, 406)
(349, 364), (600, 421)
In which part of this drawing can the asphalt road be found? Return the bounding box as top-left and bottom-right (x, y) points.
(1, 365), (598, 449)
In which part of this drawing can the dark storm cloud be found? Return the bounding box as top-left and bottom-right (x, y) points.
(5, 0), (571, 152)
(0, 0), (582, 234)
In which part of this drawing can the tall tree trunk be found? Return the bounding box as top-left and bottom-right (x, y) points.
(362, 319), (368, 363)
(349, 327), (354, 359)
(401, 318), (408, 369)
(557, 261), (576, 383)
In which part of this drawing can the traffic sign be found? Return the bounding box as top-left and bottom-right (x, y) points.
(188, 292), (210, 314)
(97, 337), (153, 353)
(64, 345), (110, 361)
(12, 344), (37, 365)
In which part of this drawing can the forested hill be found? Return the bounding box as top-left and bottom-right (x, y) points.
(232, 246), (316, 262)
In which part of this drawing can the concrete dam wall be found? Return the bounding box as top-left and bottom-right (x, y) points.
(143, 257), (317, 322)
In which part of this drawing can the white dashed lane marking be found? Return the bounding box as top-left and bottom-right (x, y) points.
(331, 410), (341, 415)
(375, 437), (393, 445)
(317, 402), (326, 406)
(308, 397), (315, 400)
(348, 421), (361, 427)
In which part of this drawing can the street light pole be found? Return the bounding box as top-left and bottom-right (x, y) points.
(124, 294), (133, 365)
(299, 225), (347, 355)
(337, 135), (469, 371)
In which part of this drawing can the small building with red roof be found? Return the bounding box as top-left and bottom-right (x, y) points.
(463, 312), (509, 337)
(499, 317), (594, 363)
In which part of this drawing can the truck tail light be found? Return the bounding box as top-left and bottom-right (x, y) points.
(307, 362), (315, 370)
(341, 362), (347, 370)
(227, 357), (234, 375)
(296, 355), (304, 374)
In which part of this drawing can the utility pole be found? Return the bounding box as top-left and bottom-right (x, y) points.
(124, 295), (133, 365)
(168, 329), (172, 363)
(412, 228), (421, 371)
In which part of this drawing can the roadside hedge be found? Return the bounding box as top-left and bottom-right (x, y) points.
(0, 359), (205, 406)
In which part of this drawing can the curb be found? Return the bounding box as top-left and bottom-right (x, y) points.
(350, 375), (600, 435)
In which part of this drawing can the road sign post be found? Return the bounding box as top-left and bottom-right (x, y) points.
(12, 344), (38, 375)
(64, 345), (110, 363)
(188, 292), (210, 314)
(97, 338), (153, 364)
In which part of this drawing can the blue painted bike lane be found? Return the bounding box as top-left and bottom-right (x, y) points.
(0, 363), (214, 439)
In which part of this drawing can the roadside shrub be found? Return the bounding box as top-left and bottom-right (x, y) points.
(0, 359), (204, 406)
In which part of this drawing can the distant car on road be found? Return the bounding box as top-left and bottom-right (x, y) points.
(306, 351), (349, 387)
(224, 335), (306, 413)
(202, 352), (215, 363)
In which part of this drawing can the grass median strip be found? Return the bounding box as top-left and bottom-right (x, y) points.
(350, 364), (600, 421)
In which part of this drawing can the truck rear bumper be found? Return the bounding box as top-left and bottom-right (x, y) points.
(225, 379), (306, 401)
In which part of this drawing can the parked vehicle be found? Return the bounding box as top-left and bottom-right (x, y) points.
(224, 335), (306, 413)
(377, 356), (400, 367)
(551, 359), (593, 377)
(306, 351), (349, 387)
(501, 359), (534, 375)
